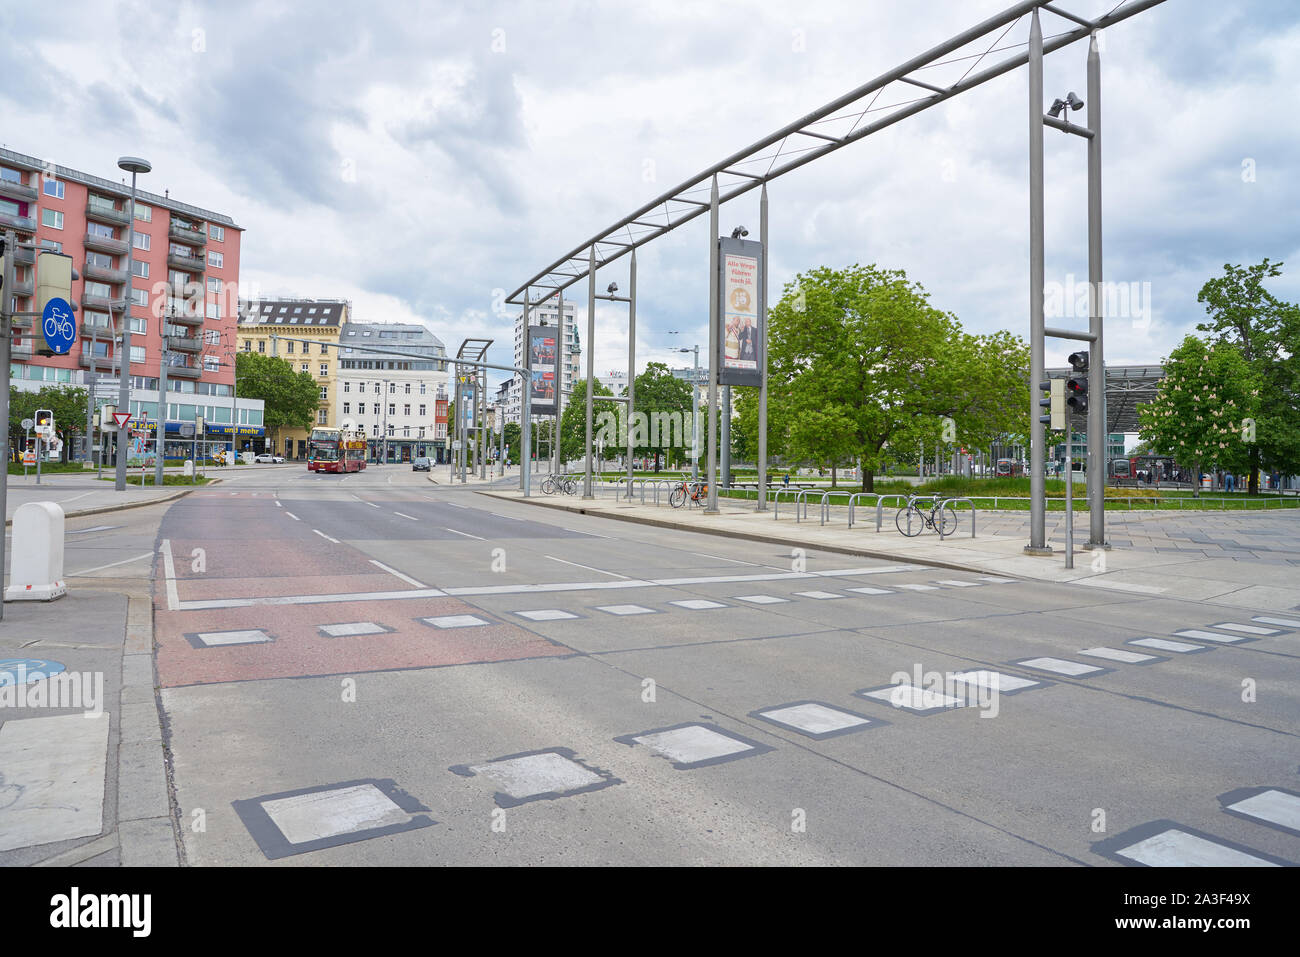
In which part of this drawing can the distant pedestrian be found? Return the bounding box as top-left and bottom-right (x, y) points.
(783, 473), (790, 488)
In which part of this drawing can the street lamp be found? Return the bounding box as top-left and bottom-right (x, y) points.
(114, 155), (150, 491)
(669, 334), (700, 481)
(730, 226), (749, 239)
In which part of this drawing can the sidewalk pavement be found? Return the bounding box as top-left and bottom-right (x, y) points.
(5, 472), (210, 523)
(483, 487), (1300, 612)
(0, 584), (177, 866)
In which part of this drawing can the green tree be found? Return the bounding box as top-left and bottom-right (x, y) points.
(558, 378), (617, 466)
(769, 264), (1028, 492)
(1196, 258), (1300, 492)
(628, 362), (693, 470)
(8, 385), (89, 463)
(1138, 336), (1260, 497)
(235, 352), (319, 452)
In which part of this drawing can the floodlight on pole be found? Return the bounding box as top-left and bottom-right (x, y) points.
(730, 226), (748, 239)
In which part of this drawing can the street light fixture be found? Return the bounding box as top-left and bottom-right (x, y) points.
(114, 155), (151, 491)
(669, 334), (701, 481)
(730, 226), (748, 239)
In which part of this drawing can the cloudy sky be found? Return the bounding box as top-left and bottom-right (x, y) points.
(5, 0), (1298, 384)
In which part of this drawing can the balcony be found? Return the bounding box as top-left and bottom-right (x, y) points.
(165, 362), (202, 379)
(0, 211), (36, 233)
(11, 276), (34, 298)
(83, 261), (128, 284)
(167, 250), (206, 274)
(0, 178), (38, 203)
(168, 220), (207, 247)
(81, 319), (116, 339)
(165, 303), (204, 326)
(84, 231), (128, 255)
(10, 314), (33, 330)
(12, 341), (33, 359)
(78, 350), (115, 368)
(81, 290), (123, 312)
(13, 246), (34, 266)
(85, 202), (131, 227)
(167, 333), (202, 353)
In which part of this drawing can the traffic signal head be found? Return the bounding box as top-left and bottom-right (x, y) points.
(35, 408), (53, 427)
(1068, 350), (1089, 372)
(1038, 379), (1065, 430)
(1066, 376), (1088, 413)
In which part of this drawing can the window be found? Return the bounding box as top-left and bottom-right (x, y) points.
(130, 345), (146, 364)
(343, 402), (350, 414)
(134, 203), (152, 222)
(204, 356), (220, 372)
(387, 426), (394, 437)
(320, 343), (328, 354)
(206, 302), (220, 320)
(317, 409), (328, 424)
(301, 363), (308, 373)
(42, 179), (64, 199)
(40, 239), (62, 253)
(132, 260), (149, 278)
(207, 277), (222, 293)
(404, 383), (411, 394)
(374, 383), (380, 394)
(419, 404), (426, 416)
(243, 339), (251, 352)
(41, 208), (63, 229)
(388, 404), (395, 416)
(130, 317), (147, 334)
(209, 224), (224, 242)
(319, 364), (328, 377)
(258, 340), (265, 353)
(403, 404), (410, 416)
(86, 251), (113, 268)
(133, 232), (150, 251)
(84, 281), (112, 299)
(420, 383), (427, 395)
(403, 426), (410, 438)
(286, 341), (295, 354)
(319, 387), (328, 401)
(131, 288), (148, 307)
(389, 383), (395, 394)
(343, 381), (350, 393)
(207, 250), (223, 268)
(293, 307), (302, 314)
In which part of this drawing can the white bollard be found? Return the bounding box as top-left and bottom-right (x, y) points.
(5, 501), (67, 602)
(183, 459), (195, 476)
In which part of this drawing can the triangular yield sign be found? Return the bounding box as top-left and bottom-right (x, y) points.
(112, 412), (132, 429)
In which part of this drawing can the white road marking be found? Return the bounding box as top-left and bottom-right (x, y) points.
(445, 527), (485, 540)
(935, 579), (981, 587)
(1114, 828), (1279, 867)
(468, 752), (602, 799)
(275, 500), (282, 507)
(979, 576), (1021, 584)
(368, 559), (426, 588)
(160, 539), (180, 611)
(312, 529), (341, 544)
(67, 525), (121, 534)
(260, 784), (408, 845)
(1173, 629), (1249, 644)
(596, 604), (656, 616)
(393, 512), (418, 521)
(794, 590), (842, 599)
(545, 555), (625, 578)
(423, 615), (488, 629)
(895, 583), (938, 591)
(1225, 790), (1300, 833)
(734, 594), (788, 604)
(633, 725), (753, 766)
(950, 670), (1039, 693)
(0, 713), (110, 852)
(860, 685), (965, 712)
(516, 609), (579, 621)
(319, 622), (387, 637)
(196, 629), (272, 646)
(847, 586), (893, 595)
(1130, 637), (1205, 653)
(364, 502), (380, 509)
(670, 599), (727, 610)
(66, 551), (153, 577)
(285, 511), (300, 521)
(1075, 578), (1165, 594)
(1252, 616), (1300, 628)
(1017, 657), (1104, 677)
(445, 502), (467, 509)
(757, 703), (872, 735)
(1079, 647), (1157, 663)
(1213, 622), (1279, 635)
(692, 552), (756, 566)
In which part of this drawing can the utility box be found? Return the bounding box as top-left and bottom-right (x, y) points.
(5, 502), (67, 602)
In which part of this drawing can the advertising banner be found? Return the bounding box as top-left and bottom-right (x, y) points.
(528, 325), (558, 415)
(716, 236), (764, 388)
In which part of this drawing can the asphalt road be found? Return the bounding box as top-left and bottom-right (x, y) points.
(143, 464), (1300, 865)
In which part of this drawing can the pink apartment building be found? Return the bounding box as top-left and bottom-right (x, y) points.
(2, 146), (263, 455)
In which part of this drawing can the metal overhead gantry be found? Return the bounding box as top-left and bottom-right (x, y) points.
(455, 338), (492, 483)
(505, 0), (1166, 518)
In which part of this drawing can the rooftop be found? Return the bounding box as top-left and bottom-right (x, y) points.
(240, 298), (350, 328)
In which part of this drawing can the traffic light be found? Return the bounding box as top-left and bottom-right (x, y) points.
(35, 409), (55, 437)
(1039, 379), (1064, 430)
(1066, 351), (1089, 415)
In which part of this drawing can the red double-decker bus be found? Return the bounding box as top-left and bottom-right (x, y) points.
(308, 427), (367, 473)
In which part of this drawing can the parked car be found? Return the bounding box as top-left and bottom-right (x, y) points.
(254, 453), (285, 463)
(412, 456), (431, 472)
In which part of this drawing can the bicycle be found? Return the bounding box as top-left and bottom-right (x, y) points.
(541, 475), (558, 494)
(895, 495), (959, 537)
(669, 480), (708, 508)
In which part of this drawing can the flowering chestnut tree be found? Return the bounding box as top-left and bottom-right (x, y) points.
(1138, 336), (1260, 496)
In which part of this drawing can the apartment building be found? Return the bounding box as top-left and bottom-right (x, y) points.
(1, 147), (263, 456)
(237, 298), (349, 459)
(335, 321), (450, 462)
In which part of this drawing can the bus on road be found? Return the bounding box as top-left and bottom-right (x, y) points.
(308, 427), (368, 473)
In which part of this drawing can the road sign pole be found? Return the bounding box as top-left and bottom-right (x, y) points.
(0, 229), (15, 620)
(583, 245), (595, 499)
(155, 325), (170, 486)
(626, 249), (636, 500)
(705, 175), (720, 514)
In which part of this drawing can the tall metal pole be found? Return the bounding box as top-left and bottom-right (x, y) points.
(478, 367), (487, 479)
(85, 327), (98, 465)
(0, 229), (14, 619)
(1065, 416), (1075, 568)
(691, 346), (700, 482)
(722, 385), (731, 488)
(1026, 11), (1050, 554)
(1086, 31), (1107, 548)
(521, 289), (530, 491)
(583, 245), (596, 498)
(757, 183), (769, 510)
(115, 160), (148, 491)
(705, 175), (720, 513)
(154, 311), (170, 486)
(554, 292), (564, 477)
(626, 250), (637, 499)
(521, 371), (532, 497)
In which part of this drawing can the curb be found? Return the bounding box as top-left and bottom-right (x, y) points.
(478, 491), (995, 577)
(4, 480), (217, 527)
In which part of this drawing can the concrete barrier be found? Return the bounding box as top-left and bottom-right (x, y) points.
(5, 501), (67, 602)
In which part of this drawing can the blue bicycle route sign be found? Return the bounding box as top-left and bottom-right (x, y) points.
(41, 297), (76, 354)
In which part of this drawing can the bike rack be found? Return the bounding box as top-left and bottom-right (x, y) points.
(875, 494), (913, 532)
(819, 490), (836, 526)
(847, 493), (878, 528)
(936, 497), (977, 539)
(771, 487), (801, 520)
(654, 479), (676, 506)
(794, 488), (818, 522)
